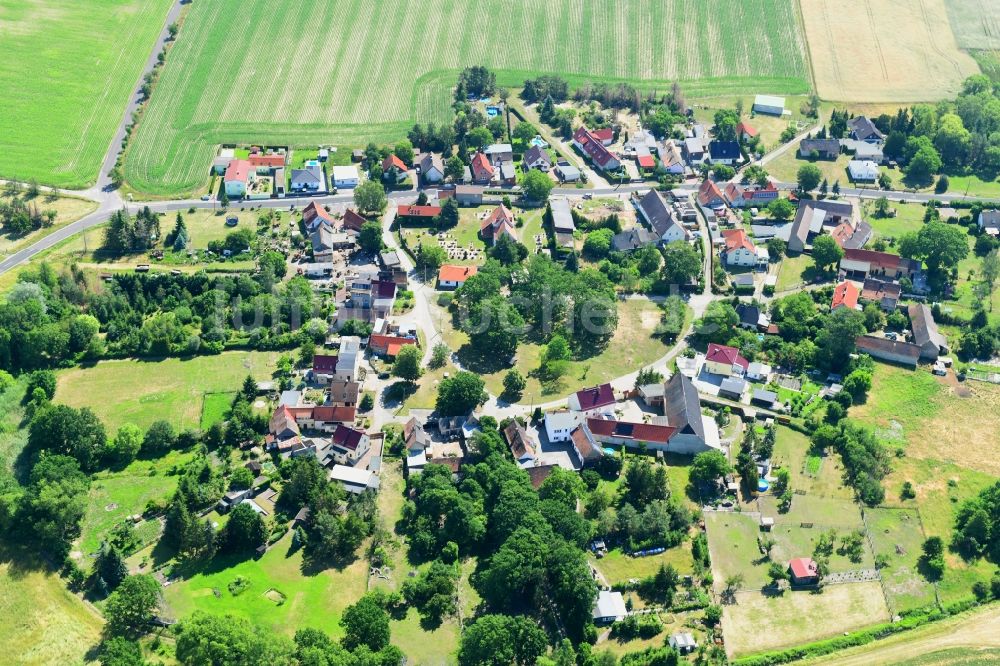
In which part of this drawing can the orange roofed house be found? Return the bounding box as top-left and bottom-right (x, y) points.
(721, 228), (759, 267)
(382, 154), (409, 183)
(437, 264), (477, 289)
(831, 280), (860, 310)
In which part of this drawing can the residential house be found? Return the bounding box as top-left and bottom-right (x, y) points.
(746, 362), (772, 383)
(455, 184), (485, 206)
(305, 406), (358, 431)
(848, 160), (880, 182)
(736, 121), (758, 142)
(909, 303), (948, 360)
(789, 557), (820, 585)
(612, 227), (656, 252)
(342, 208), (367, 232)
(855, 335), (921, 368)
(312, 354), (340, 382)
(479, 205), (517, 245)
(267, 405), (301, 451)
(842, 139), (884, 163)
(498, 161), (516, 186)
(224, 159), (253, 197)
(485, 143), (513, 166)
(799, 138), (840, 160)
(592, 590), (627, 624)
(248, 151), (286, 171)
(683, 136), (707, 164)
(830, 220), (872, 250)
(328, 465), (379, 494)
(212, 148), (234, 175)
(696, 179), (726, 209)
(661, 372), (718, 454)
(526, 464), (557, 490)
(831, 280), (860, 310)
(470, 152), (494, 184)
(302, 201), (334, 230)
(369, 333), (417, 358)
(788, 200), (854, 253)
(437, 264), (478, 289)
(568, 383), (616, 416)
(329, 424), (370, 466)
(397, 204), (441, 222)
(979, 210), (1000, 236)
(736, 303), (769, 331)
(657, 140), (685, 174)
(569, 423), (604, 465)
(329, 380), (360, 408)
(291, 162), (325, 193)
(331, 165), (359, 189)
(719, 376), (748, 400)
(544, 409), (580, 443)
(590, 128), (614, 145)
(381, 154), (409, 183)
(635, 189), (688, 244)
(861, 277), (902, 311)
(705, 343), (749, 376)
(419, 153), (445, 184)
(841, 248), (920, 281)
(848, 116), (885, 143)
(721, 228), (757, 267)
(573, 126), (621, 171)
(503, 420), (538, 465)
(523, 145), (553, 171)
(708, 140), (740, 165)
(753, 95), (786, 116)
(404, 417), (431, 451)
(582, 416), (676, 453)
(724, 181), (779, 208)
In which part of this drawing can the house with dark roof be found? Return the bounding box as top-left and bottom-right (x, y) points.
(635, 190), (688, 244)
(418, 153), (444, 183)
(799, 138), (841, 160)
(848, 116), (885, 143)
(707, 140), (740, 165)
(788, 199), (855, 253)
(978, 210), (1000, 236)
(568, 383), (616, 415)
(549, 198), (576, 235)
(523, 145), (553, 172)
(660, 372), (716, 454)
(855, 335), (921, 367)
(705, 343), (749, 377)
(503, 420), (538, 464)
(312, 354), (340, 380)
(830, 221), (872, 250)
(291, 162), (325, 193)
(485, 143), (513, 165)
(329, 424), (370, 465)
(908, 303), (947, 360)
(329, 380), (360, 407)
(831, 280), (860, 310)
(696, 179), (726, 208)
(861, 277), (901, 311)
(735, 303), (769, 331)
(612, 227), (656, 252)
(572, 126), (621, 171)
(569, 423), (604, 465)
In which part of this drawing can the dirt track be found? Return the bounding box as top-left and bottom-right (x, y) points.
(805, 604), (1000, 665)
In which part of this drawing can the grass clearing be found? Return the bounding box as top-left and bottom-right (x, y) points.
(0, 549), (103, 665)
(0, 193), (98, 256)
(200, 392), (235, 430)
(863, 507), (937, 612)
(722, 581), (890, 658)
(801, 0), (978, 102)
(124, 0), (809, 196)
(589, 543), (694, 586)
(56, 351), (281, 431)
(0, 0), (174, 188)
(775, 253), (814, 292)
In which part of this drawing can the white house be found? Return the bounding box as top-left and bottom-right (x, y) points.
(721, 229), (757, 267)
(419, 153), (444, 184)
(544, 409), (580, 443)
(635, 189), (689, 245)
(593, 590), (627, 624)
(332, 165), (360, 189)
(224, 159), (252, 197)
(437, 264), (477, 290)
(848, 160), (880, 182)
(753, 94), (786, 116)
(328, 465), (379, 494)
(746, 362), (772, 382)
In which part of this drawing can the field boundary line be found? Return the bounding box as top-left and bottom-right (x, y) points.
(792, 0), (819, 96)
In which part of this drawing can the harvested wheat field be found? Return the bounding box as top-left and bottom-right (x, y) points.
(802, 0), (979, 102)
(722, 582), (890, 659)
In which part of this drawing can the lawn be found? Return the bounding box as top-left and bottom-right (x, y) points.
(163, 531), (369, 638)
(0, 548), (103, 665)
(769, 426), (854, 500)
(56, 351), (281, 431)
(722, 582), (890, 659)
(865, 201), (927, 240)
(767, 151), (852, 187)
(863, 507), (937, 613)
(0, 0), (174, 188)
(439, 298), (678, 403)
(0, 192), (98, 256)
(589, 543), (694, 586)
(690, 94), (824, 152)
(200, 392), (235, 430)
(775, 253), (814, 292)
(123, 0), (810, 196)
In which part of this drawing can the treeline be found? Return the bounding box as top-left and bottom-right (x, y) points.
(0, 263), (326, 372)
(102, 207), (161, 255)
(811, 422), (891, 506)
(0, 195), (56, 236)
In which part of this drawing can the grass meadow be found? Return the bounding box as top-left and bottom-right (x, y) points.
(124, 0), (810, 195)
(0, 0), (174, 188)
(0, 192), (98, 257)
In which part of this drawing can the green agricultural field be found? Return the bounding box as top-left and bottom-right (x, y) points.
(0, 0), (174, 188)
(56, 351), (280, 431)
(124, 0), (810, 195)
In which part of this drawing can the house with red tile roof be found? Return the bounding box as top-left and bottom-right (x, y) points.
(248, 152), (287, 169)
(572, 126), (622, 171)
(342, 208), (367, 232)
(696, 179), (726, 208)
(590, 127), (614, 145)
(471, 151), (494, 184)
(831, 280), (860, 311)
(705, 343), (749, 377)
(723, 181), (779, 208)
(721, 228), (757, 267)
(840, 248), (921, 281)
(736, 121), (758, 141)
(382, 153), (409, 182)
(479, 205), (517, 245)
(583, 417), (677, 451)
(437, 264), (477, 289)
(224, 159), (253, 198)
(369, 333), (417, 358)
(302, 201), (335, 230)
(789, 557), (819, 585)
(503, 420), (538, 464)
(397, 204), (441, 220)
(312, 354), (340, 379)
(568, 383), (616, 415)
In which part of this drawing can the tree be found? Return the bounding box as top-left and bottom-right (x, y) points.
(353, 180), (387, 214)
(436, 197), (460, 229)
(25, 369), (56, 400)
(416, 244), (447, 274)
(811, 235), (844, 272)
(358, 221), (383, 254)
(445, 156), (465, 182)
(458, 614), (548, 666)
(936, 174), (950, 194)
(906, 144), (943, 184)
(429, 343), (449, 369)
(175, 612), (294, 666)
(393, 139), (415, 166)
(141, 420), (175, 457)
(583, 228), (614, 258)
(689, 450), (732, 488)
(766, 238), (787, 260)
(797, 164), (822, 192)
(767, 561), (789, 587)
(99, 637), (146, 666)
(436, 371), (487, 415)
(502, 369), (526, 400)
(816, 308), (866, 370)
(28, 404), (107, 471)
(392, 344), (423, 383)
(982, 250), (1000, 311)
(104, 574), (161, 637)
(767, 197), (795, 220)
(901, 221), (970, 279)
(661, 241), (702, 286)
(521, 169), (554, 202)
(340, 594), (391, 652)
(635, 366), (664, 388)
(222, 502), (267, 553)
(108, 424), (143, 466)
(467, 126), (493, 150)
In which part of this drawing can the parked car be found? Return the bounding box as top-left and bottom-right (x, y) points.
(201, 194), (210, 201)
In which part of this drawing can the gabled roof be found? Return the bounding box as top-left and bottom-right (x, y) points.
(722, 228), (755, 254)
(708, 140), (740, 160)
(526, 464), (557, 489)
(471, 152), (494, 180)
(908, 303), (947, 351)
(855, 335), (922, 363)
(612, 227), (656, 252)
(419, 152), (444, 174)
(503, 421), (538, 459)
(848, 116), (885, 142)
(248, 153), (286, 168)
(224, 159), (252, 183)
(397, 204), (441, 218)
(842, 248), (920, 273)
(269, 405), (301, 437)
(331, 424), (366, 451)
(481, 205), (515, 232)
(706, 343), (749, 370)
(662, 372), (704, 439)
(590, 127), (614, 143)
(570, 425), (602, 461)
(637, 189), (684, 239)
(382, 154), (408, 172)
(329, 380), (360, 403)
(523, 145), (552, 166)
(438, 264), (477, 283)
(313, 354), (339, 373)
(291, 167), (322, 185)
(312, 405), (356, 423)
(736, 121), (758, 138)
(697, 179), (725, 206)
(572, 384), (616, 411)
(861, 277), (901, 302)
(303, 201), (334, 226)
(574, 126), (620, 169)
(343, 209), (367, 231)
(831, 281), (860, 310)
(800, 138), (841, 155)
(789, 557), (818, 579)
(585, 417), (676, 445)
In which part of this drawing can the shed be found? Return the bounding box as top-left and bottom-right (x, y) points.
(592, 590), (627, 624)
(753, 94), (786, 116)
(668, 632), (697, 655)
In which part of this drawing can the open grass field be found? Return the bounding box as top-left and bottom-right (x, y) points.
(0, 193), (98, 257)
(55, 351), (280, 431)
(804, 603), (1000, 666)
(863, 507), (937, 612)
(0, 0), (173, 188)
(0, 549), (103, 665)
(589, 543), (694, 586)
(770, 426), (855, 500)
(123, 0), (809, 196)
(775, 253), (814, 292)
(163, 530), (369, 638)
(723, 581), (890, 659)
(801, 0), (979, 102)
